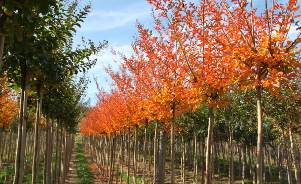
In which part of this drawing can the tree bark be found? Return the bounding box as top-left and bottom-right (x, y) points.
(205, 106), (214, 184)
(142, 119), (148, 184)
(256, 84), (263, 184)
(133, 124), (138, 184)
(170, 103), (176, 184)
(153, 121), (158, 183)
(127, 127), (130, 184)
(32, 81), (43, 184)
(229, 126), (234, 183)
(288, 122), (300, 184)
(193, 132), (198, 183)
(0, 16), (7, 72)
(13, 62), (29, 184)
(157, 131), (167, 184)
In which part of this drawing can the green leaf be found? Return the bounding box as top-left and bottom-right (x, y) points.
(38, 1), (49, 15)
(3, 1), (14, 16)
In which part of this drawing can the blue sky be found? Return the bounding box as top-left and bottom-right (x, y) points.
(74, 0), (300, 106)
(74, 0), (154, 106)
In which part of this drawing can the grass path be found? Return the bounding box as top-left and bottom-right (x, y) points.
(65, 136), (95, 184)
(65, 143), (79, 184)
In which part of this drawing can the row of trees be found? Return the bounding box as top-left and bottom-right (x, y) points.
(81, 0), (301, 183)
(0, 0), (107, 183)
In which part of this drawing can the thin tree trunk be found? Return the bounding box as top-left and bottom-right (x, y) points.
(127, 127), (130, 184)
(61, 127), (68, 184)
(157, 131), (167, 184)
(171, 104), (176, 184)
(32, 81), (43, 184)
(242, 145), (246, 184)
(0, 18), (6, 71)
(54, 118), (60, 183)
(205, 106), (214, 184)
(109, 134), (115, 184)
(153, 121), (158, 183)
(133, 124), (138, 184)
(14, 62), (29, 184)
(229, 126), (234, 183)
(44, 108), (52, 184)
(288, 120), (301, 184)
(182, 135), (186, 183)
(143, 119), (148, 184)
(256, 84), (263, 184)
(193, 132), (198, 183)
(201, 141), (205, 184)
(282, 129), (293, 184)
(0, 128), (3, 167)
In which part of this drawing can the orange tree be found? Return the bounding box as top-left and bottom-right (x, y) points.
(144, 0), (237, 182)
(218, 0), (301, 182)
(0, 75), (18, 130)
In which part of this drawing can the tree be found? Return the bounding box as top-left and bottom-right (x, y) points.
(0, 0), (57, 71)
(219, 0), (301, 182)
(0, 75), (18, 130)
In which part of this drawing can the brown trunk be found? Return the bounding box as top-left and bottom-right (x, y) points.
(205, 106), (214, 184)
(288, 122), (300, 184)
(201, 141), (205, 184)
(153, 121), (158, 183)
(282, 130), (293, 184)
(32, 81), (43, 184)
(157, 131), (167, 184)
(256, 84), (263, 184)
(193, 132), (198, 183)
(182, 135), (186, 183)
(13, 62), (29, 184)
(44, 108), (52, 184)
(142, 119), (148, 184)
(127, 127), (130, 184)
(229, 127), (234, 183)
(133, 124), (138, 184)
(170, 103), (176, 184)
(0, 18), (6, 72)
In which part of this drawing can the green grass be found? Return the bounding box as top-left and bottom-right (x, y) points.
(118, 169), (150, 184)
(75, 143), (94, 184)
(0, 164), (14, 183)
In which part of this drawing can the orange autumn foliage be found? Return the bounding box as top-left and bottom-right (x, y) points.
(0, 76), (19, 130)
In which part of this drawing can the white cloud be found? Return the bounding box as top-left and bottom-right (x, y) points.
(85, 44), (134, 105)
(79, 2), (152, 31)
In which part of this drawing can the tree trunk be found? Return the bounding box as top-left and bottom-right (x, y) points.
(0, 128), (3, 167)
(153, 121), (158, 183)
(44, 108), (52, 184)
(205, 106), (214, 184)
(143, 119), (148, 184)
(170, 104), (176, 184)
(133, 124), (138, 184)
(193, 132), (198, 183)
(54, 118), (61, 184)
(0, 18), (6, 72)
(13, 62), (29, 184)
(109, 134), (115, 184)
(127, 127), (130, 184)
(157, 131), (167, 184)
(281, 129), (292, 184)
(182, 135), (186, 183)
(229, 126), (234, 183)
(256, 84), (263, 184)
(32, 81), (43, 184)
(242, 145), (246, 184)
(288, 120), (301, 184)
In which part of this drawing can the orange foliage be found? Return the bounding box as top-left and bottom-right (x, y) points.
(80, 0), (301, 136)
(0, 76), (19, 130)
